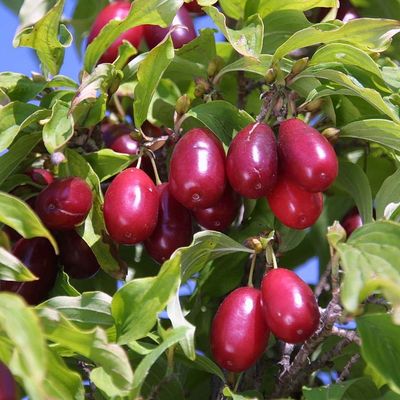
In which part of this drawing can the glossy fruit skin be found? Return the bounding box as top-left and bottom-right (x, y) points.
(27, 168), (54, 186)
(341, 207), (363, 236)
(87, 1), (144, 63)
(226, 122), (278, 199)
(144, 183), (192, 263)
(55, 230), (100, 279)
(267, 176), (323, 230)
(169, 128), (226, 209)
(193, 185), (241, 232)
(211, 287), (270, 372)
(261, 268), (320, 344)
(0, 362), (17, 400)
(144, 7), (196, 49)
(110, 134), (140, 155)
(0, 238), (58, 305)
(279, 118), (338, 193)
(35, 177), (93, 231)
(104, 168), (159, 244)
(184, 0), (203, 14)
(102, 123), (131, 147)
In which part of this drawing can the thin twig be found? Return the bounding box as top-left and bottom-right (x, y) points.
(278, 343), (295, 381)
(336, 354), (361, 383)
(331, 326), (361, 346)
(314, 261), (332, 298)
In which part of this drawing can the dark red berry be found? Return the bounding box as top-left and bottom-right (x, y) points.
(110, 134), (140, 155)
(102, 123), (132, 147)
(144, 183), (192, 263)
(142, 121), (163, 138)
(227, 122), (278, 199)
(184, 0), (203, 14)
(0, 238), (58, 305)
(267, 176), (323, 230)
(87, 1), (144, 63)
(261, 268), (320, 344)
(211, 287), (270, 372)
(193, 185), (241, 232)
(319, 0), (359, 22)
(0, 362), (17, 400)
(341, 207), (363, 236)
(169, 128), (226, 209)
(27, 168), (54, 186)
(278, 119), (338, 193)
(144, 6), (196, 49)
(35, 177), (93, 231)
(104, 168), (159, 244)
(55, 230), (100, 279)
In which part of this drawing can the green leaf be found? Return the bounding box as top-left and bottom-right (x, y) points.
(85, 149), (136, 182)
(357, 314), (400, 394)
(0, 103), (50, 152)
(223, 386), (264, 399)
(205, 6), (264, 58)
(341, 119), (400, 153)
(303, 377), (380, 400)
(333, 161), (373, 224)
(0, 293), (48, 400)
(130, 327), (189, 398)
(0, 72), (46, 102)
(134, 37), (175, 128)
(13, 0), (72, 76)
(39, 292), (113, 330)
(61, 148), (125, 279)
(0, 192), (58, 252)
(185, 100), (254, 146)
(0, 132), (42, 185)
(294, 69), (399, 122)
(376, 168), (400, 220)
(45, 348), (85, 400)
(112, 257), (181, 344)
(273, 18), (400, 62)
(42, 100), (74, 153)
(0, 247), (37, 282)
(38, 307), (133, 396)
(48, 270), (81, 297)
(84, 0), (183, 71)
(335, 221), (400, 321)
(218, 0), (245, 19)
(257, 0), (337, 18)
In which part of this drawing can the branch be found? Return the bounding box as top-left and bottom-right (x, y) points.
(336, 354), (361, 383)
(314, 261), (332, 298)
(277, 343), (295, 381)
(331, 326), (361, 346)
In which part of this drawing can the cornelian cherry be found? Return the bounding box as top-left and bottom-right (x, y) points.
(87, 1), (144, 63)
(27, 168), (54, 186)
(144, 183), (192, 264)
(226, 122), (278, 199)
(144, 6), (196, 49)
(103, 168), (159, 244)
(211, 287), (270, 372)
(0, 238), (58, 305)
(35, 177), (93, 231)
(261, 268), (320, 344)
(267, 176), (323, 230)
(341, 207), (363, 236)
(0, 362), (17, 400)
(193, 185), (241, 232)
(169, 128), (226, 209)
(184, 0), (203, 14)
(278, 119), (338, 193)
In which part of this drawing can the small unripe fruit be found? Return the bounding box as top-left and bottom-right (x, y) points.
(261, 268), (320, 344)
(211, 287), (270, 372)
(175, 94), (191, 115)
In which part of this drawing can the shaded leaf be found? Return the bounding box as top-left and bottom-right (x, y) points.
(376, 168), (400, 220)
(0, 247), (37, 282)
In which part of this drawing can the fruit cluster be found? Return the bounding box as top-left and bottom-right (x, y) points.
(211, 268), (320, 372)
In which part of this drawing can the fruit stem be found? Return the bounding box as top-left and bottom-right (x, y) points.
(112, 94), (126, 121)
(136, 155), (142, 169)
(148, 151), (162, 186)
(233, 372), (244, 392)
(247, 252), (257, 287)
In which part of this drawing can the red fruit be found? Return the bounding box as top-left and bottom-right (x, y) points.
(144, 183), (192, 264)
(0, 238), (58, 305)
(104, 168), (159, 244)
(55, 230), (100, 279)
(211, 287), (270, 372)
(110, 134), (140, 155)
(142, 121), (163, 138)
(278, 119), (338, 192)
(267, 177), (323, 230)
(27, 168), (54, 186)
(261, 268), (320, 344)
(169, 128), (226, 209)
(341, 207), (363, 236)
(227, 122), (278, 199)
(144, 6), (196, 49)
(35, 177), (93, 231)
(193, 185), (241, 232)
(87, 1), (144, 63)
(0, 362), (17, 400)
(184, 1), (203, 14)
(102, 123), (132, 147)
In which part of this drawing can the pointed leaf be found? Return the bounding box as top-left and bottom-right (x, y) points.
(0, 247), (37, 282)
(376, 168), (400, 220)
